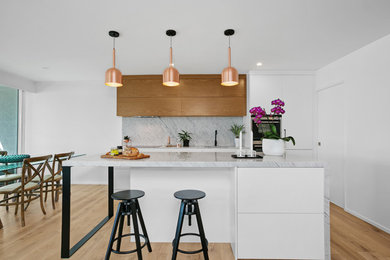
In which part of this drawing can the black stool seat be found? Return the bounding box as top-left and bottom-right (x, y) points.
(174, 189), (205, 200)
(112, 190), (145, 201)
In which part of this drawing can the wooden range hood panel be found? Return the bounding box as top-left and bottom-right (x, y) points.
(117, 74), (247, 117)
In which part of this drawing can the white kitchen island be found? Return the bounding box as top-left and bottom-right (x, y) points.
(62, 151), (329, 260)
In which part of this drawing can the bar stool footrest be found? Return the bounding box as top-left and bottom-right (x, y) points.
(172, 233), (208, 254)
(111, 233), (148, 254)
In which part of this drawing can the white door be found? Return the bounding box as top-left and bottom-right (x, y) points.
(317, 84), (345, 207)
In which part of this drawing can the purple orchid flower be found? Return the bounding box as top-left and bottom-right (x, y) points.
(270, 98), (286, 115)
(250, 98), (286, 126)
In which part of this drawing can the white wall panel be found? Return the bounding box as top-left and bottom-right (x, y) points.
(316, 33), (390, 233)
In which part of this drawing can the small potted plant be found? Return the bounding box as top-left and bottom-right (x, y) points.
(230, 124), (245, 148)
(250, 98), (295, 156)
(178, 130), (192, 147)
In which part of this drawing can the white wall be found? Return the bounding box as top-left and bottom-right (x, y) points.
(247, 71), (315, 150)
(316, 34), (390, 232)
(24, 81), (129, 187)
(0, 69), (36, 92)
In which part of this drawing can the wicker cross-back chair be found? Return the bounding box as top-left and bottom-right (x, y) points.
(32, 152), (74, 209)
(0, 151), (25, 212)
(0, 155), (52, 227)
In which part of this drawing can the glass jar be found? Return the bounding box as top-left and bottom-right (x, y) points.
(123, 138), (132, 155)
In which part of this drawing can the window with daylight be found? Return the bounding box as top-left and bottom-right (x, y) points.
(0, 85), (18, 155)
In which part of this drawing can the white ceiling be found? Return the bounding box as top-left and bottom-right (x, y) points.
(1, 0), (390, 82)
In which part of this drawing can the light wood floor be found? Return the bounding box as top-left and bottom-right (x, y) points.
(0, 185), (389, 260)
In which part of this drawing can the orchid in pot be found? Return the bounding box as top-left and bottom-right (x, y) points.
(250, 99), (295, 156)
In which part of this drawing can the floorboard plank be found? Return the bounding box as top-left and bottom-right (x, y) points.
(1, 185), (390, 259)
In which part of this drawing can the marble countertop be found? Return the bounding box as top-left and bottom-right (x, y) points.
(63, 151), (324, 168)
(137, 146), (239, 153)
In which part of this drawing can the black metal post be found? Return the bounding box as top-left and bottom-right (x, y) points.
(172, 201), (186, 260)
(188, 203), (192, 226)
(194, 201), (209, 260)
(135, 200), (152, 252)
(108, 167), (114, 217)
(60, 165), (116, 258)
(105, 203), (123, 260)
(131, 201), (143, 260)
(116, 213), (125, 251)
(61, 166), (71, 258)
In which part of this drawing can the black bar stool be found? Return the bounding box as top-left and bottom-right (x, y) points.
(172, 189), (209, 260)
(105, 190), (152, 260)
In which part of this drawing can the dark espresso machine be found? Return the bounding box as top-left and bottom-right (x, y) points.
(251, 115), (282, 152)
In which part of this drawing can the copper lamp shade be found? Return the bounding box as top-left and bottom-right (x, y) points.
(163, 65), (180, 87)
(105, 31), (123, 87)
(105, 67), (123, 87)
(163, 30), (180, 87)
(221, 46), (238, 86)
(221, 29), (239, 86)
(221, 65), (238, 86)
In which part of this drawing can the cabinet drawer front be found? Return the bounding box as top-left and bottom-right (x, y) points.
(238, 168), (324, 213)
(238, 213), (324, 259)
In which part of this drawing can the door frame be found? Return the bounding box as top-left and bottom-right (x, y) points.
(315, 81), (347, 208)
(17, 90), (25, 154)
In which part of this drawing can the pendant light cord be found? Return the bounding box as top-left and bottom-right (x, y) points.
(169, 36), (173, 66)
(228, 36), (231, 67)
(112, 37), (116, 68)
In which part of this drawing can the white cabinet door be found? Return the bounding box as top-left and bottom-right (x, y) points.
(238, 213), (325, 259)
(249, 75), (283, 111)
(238, 168), (324, 213)
(282, 75), (314, 150)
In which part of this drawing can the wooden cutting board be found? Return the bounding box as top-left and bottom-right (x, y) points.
(101, 154), (150, 160)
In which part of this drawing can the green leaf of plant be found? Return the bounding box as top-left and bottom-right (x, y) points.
(263, 131), (280, 140)
(288, 136), (296, 145)
(281, 136), (296, 145)
(270, 124), (278, 135)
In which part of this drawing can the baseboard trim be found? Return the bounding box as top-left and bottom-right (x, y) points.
(344, 207), (390, 234)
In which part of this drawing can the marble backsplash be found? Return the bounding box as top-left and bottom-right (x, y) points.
(122, 117), (244, 147)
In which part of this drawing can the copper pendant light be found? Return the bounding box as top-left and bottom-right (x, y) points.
(163, 29), (180, 87)
(105, 31), (123, 87)
(221, 29), (239, 86)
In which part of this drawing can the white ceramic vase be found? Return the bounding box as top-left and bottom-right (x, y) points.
(262, 139), (285, 156)
(234, 138), (240, 148)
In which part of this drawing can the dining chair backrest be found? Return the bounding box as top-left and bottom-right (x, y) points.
(0, 151), (7, 156)
(21, 155), (52, 189)
(51, 152), (74, 178)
